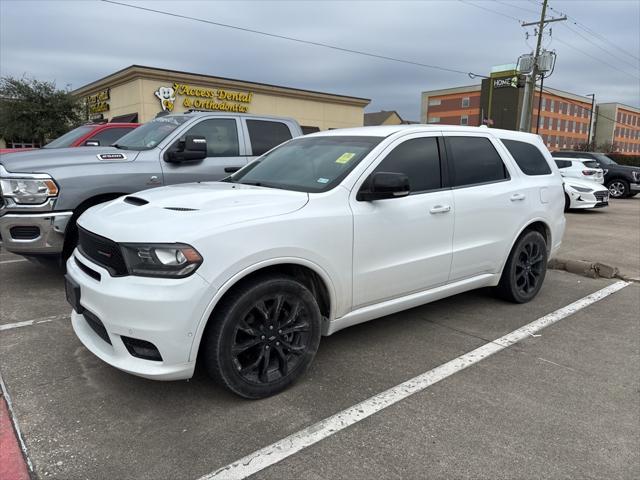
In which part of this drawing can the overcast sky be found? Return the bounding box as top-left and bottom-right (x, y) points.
(1, 0), (638, 121)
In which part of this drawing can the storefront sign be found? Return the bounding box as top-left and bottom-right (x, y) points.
(493, 76), (518, 89)
(154, 83), (253, 113)
(86, 88), (110, 114)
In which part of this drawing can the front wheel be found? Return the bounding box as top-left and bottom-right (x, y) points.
(564, 193), (571, 212)
(607, 179), (629, 198)
(495, 230), (548, 303)
(202, 275), (322, 399)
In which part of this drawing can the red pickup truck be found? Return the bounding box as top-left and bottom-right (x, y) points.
(0, 122), (139, 154)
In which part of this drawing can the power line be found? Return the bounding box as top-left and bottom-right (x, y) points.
(492, 0), (541, 16)
(457, 0), (523, 22)
(100, 0), (487, 79)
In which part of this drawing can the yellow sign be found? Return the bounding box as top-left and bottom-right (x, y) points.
(335, 152), (355, 164)
(155, 83), (253, 113)
(86, 88), (110, 114)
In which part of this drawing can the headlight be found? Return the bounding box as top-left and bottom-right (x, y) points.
(0, 177), (58, 204)
(571, 185), (593, 193)
(121, 243), (203, 278)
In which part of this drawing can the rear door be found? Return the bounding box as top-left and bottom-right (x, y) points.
(445, 133), (527, 281)
(161, 117), (246, 184)
(241, 118), (296, 166)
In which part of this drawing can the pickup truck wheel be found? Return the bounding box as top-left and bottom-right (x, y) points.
(203, 275), (321, 399)
(495, 230), (547, 304)
(607, 179), (629, 198)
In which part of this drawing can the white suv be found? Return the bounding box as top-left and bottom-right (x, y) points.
(554, 157), (604, 184)
(66, 126), (565, 398)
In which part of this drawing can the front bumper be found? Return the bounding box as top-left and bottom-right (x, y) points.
(67, 251), (212, 381)
(630, 182), (640, 192)
(0, 211), (72, 254)
(568, 190), (609, 209)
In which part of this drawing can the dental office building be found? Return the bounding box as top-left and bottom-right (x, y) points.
(72, 65), (370, 133)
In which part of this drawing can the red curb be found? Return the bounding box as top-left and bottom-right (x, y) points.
(0, 394), (30, 480)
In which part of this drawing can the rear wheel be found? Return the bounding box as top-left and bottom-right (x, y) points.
(202, 275), (322, 399)
(607, 179), (629, 198)
(495, 230), (548, 303)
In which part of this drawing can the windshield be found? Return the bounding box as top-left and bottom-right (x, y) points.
(44, 125), (95, 148)
(114, 116), (190, 150)
(594, 153), (617, 165)
(229, 135), (384, 192)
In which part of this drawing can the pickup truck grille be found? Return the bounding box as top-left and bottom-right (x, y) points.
(77, 227), (128, 276)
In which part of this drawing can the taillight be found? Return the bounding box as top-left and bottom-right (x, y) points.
(582, 170), (595, 175)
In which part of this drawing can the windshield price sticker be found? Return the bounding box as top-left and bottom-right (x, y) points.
(335, 153), (356, 164)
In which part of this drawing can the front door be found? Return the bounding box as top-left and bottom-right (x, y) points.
(350, 134), (454, 308)
(161, 117), (247, 185)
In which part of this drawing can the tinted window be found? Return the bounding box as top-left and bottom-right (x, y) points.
(91, 127), (135, 146)
(301, 126), (320, 135)
(554, 160), (572, 169)
(247, 120), (293, 156)
(446, 136), (508, 187)
(184, 118), (239, 157)
(502, 139), (551, 175)
(372, 137), (441, 192)
(582, 160), (599, 169)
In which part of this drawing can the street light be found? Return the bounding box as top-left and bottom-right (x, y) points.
(586, 93), (595, 149)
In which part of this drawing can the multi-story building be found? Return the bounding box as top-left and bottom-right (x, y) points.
(420, 85), (481, 127)
(421, 80), (593, 152)
(594, 103), (640, 155)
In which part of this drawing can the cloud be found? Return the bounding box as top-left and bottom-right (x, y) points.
(1, 0), (638, 121)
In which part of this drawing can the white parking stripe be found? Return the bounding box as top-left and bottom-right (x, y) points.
(201, 280), (631, 480)
(0, 259), (27, 265)
(0, 314), (69, 332)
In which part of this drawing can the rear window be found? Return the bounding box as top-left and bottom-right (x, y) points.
(501, 139), (551, 175)
(445, 136), (509, 187)
(554, 160), (572, 169)
(247, 120), (293, 156)
(581, 160), (599, 169)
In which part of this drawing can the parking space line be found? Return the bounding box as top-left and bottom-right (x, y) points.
(0, 259), (28, 265)
(0, 314), (69, 332)
(200, 280), (631, 480)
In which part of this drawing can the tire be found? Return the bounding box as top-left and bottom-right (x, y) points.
(202, 275), (322, 399)
(564, 193), (571, 212)
(495, 230), (548, 304)
(607, 179), (629, 199)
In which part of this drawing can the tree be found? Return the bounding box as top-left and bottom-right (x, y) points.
(0, 76), (83, 146)
(597, 141), (619, 153)
(573, 141), (596, 152)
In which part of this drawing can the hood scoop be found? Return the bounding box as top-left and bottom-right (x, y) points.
(124, 196), (149, 206)
(164, 207), (199, 211)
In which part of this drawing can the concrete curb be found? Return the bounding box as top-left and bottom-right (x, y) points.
(549, 258), (638, 282)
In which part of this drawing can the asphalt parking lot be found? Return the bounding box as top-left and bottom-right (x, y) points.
(1, 200), (639, 480)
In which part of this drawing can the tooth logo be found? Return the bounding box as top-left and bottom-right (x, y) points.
(154, 86), (176, 112)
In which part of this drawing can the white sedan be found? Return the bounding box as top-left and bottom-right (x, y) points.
(563, 177), (609, 211)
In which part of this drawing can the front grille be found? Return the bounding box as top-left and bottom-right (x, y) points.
(83, 310), (112, 345)
(10, 226), (40, 240)
(594, 191), (608, 202)
(78, 227), (128, 276)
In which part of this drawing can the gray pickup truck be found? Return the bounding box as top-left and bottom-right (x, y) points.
(0, 111), (302, 264)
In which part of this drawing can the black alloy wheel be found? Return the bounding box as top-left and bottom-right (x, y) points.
(495, 230), (548, 303)
(203, 275), (321, 399)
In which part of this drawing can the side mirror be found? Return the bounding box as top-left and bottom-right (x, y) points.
(165, 135), (207, 163)
(358, 172), (410, 201)
(84, 139), (100, 146)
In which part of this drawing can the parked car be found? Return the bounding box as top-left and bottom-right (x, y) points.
(0, 112), (302, 265)
(562, 177), (609, 211)
(553, 157), (604, 184)
(0, 122), (139, 154)
(551, 151), (640, 198)
(65, 125), (565, 398)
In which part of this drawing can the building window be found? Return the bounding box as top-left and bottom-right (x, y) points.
(550, 100), (555, 112)
(428, 117), (440, 123)
(461, 97), (470, 108)
(460, 115), (469, 126)
(541, 98), (547, 111)
(428, 98), (441, 106)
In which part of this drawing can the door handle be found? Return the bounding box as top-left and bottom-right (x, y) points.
(224, 167), (241, 173)
(510, 193), (526, 202)
(429, 205), (451, 214)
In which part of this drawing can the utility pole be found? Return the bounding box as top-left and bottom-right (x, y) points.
(518, 0), (566, 132)
(586, 93), (595, 147)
